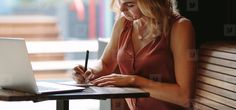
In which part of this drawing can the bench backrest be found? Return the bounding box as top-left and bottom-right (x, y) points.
(194, 42), (236, 110)
(0, 15), (59, 41)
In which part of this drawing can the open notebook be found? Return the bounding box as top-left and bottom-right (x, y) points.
(0, 37), (84, 94)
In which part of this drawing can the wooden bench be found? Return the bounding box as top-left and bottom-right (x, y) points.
(193, 41), (236, 110)
(0, 15), (59, 41)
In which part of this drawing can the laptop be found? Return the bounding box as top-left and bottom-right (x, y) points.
(0, 37), (85, 94)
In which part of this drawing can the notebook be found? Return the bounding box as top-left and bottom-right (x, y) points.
(0, 37), (85, 94)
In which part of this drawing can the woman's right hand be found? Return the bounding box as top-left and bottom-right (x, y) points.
(72, 65), (94, 84)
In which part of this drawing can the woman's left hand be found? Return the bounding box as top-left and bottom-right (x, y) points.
(91, 73), (135, 87)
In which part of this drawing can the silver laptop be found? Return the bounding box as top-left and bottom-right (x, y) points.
(0, 37), (84, 94)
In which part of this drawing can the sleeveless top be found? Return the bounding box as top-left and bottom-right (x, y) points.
(117, 14), (185, 110)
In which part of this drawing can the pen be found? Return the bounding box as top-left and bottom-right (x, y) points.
(84, 50), (89, 72)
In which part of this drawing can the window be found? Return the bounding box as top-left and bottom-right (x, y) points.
(0, 0), (115, 40)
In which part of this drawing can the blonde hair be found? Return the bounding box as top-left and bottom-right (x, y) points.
(111, 0), (179, 37)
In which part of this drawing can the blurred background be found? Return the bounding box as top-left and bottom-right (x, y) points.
(178, 0), (236, 48)
(0, 0), (115, 77)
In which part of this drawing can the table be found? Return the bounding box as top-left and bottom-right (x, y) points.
(0, 83), (149, 110)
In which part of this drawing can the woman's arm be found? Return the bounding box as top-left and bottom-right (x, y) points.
(90, 17), (126, 78)
(132, 18), (196, 107)
(73, 17), (126, 83)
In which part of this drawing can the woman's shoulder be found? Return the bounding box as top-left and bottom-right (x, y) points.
(171, 14), (193, 31)
(172, 14), (191, 25)
(170, 14), (195, 45)
(113, 17), (132, 32)
(110, 17), (130, 41)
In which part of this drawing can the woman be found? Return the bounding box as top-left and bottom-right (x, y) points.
(73, 0), (196, 110)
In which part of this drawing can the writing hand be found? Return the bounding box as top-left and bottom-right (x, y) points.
(72, 65), (94, 84)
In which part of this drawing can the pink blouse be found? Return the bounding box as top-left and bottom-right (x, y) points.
(117, 14), (185, 110)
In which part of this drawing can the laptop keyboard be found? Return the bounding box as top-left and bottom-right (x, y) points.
(36, 81), (85, 93)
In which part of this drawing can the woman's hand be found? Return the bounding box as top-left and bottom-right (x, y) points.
(91, 73), (135, 87)
(72, 65), (95, 84)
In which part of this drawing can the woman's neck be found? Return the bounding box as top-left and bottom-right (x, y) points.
(134, 17), (148, 27)
(133, 17), (150, 40)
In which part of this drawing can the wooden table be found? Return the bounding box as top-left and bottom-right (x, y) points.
(0, 84), (149, 110)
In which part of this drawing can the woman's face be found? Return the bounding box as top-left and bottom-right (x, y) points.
(119, 0), (143, 21)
